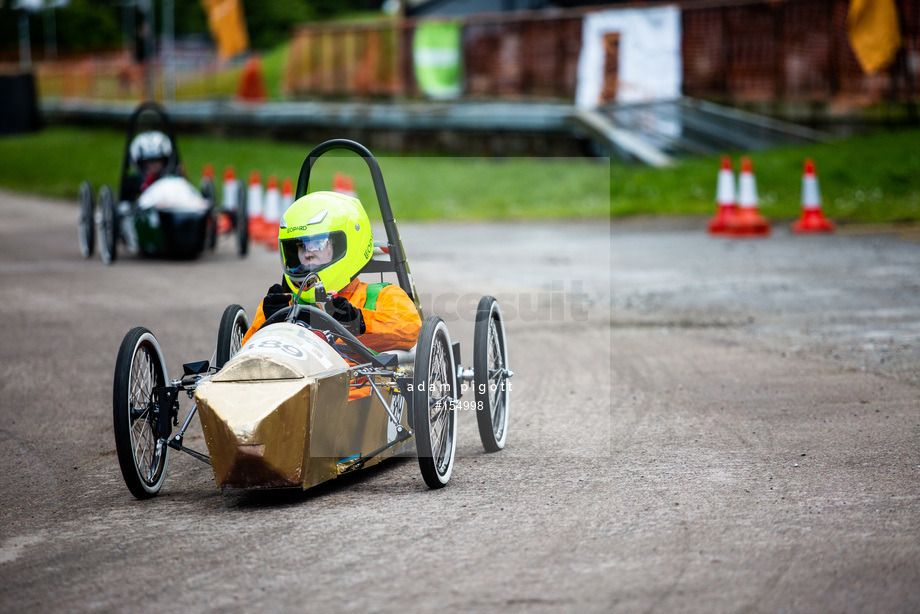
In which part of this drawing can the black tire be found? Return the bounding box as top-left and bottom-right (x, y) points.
(473, 296), (510, 452)
(97, 185), (118, 265)
(216, 304), (249, 369)
(203, 213), (217, 253)
(236, 183), (249, 257)
(113, 327), (170, 499)
(201, 177), (218, 251)
(78, 180), (95, 258)
(200, 176), (215, 204)
(412, 316), (458, 489)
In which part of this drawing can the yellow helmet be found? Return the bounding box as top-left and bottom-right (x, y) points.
(278, 191), (373, 302)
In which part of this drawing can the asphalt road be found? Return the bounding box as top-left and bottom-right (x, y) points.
(1, 189), (918, 613)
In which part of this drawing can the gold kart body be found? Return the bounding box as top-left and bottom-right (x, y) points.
(194, 323), (411, 490)
(111, 138), (511, 501)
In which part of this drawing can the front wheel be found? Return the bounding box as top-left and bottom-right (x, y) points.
(412, 316), (458, 489)
(78, 181), (95, 258)
(113, 327), (170, 499)
(216, 304), (249, 369)
(473, 296), (511, 452)
(97, 184), (118, 265)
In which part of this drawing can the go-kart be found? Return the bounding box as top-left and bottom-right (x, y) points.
(77, 102), (248, 263)
(112, 139), (513, 499)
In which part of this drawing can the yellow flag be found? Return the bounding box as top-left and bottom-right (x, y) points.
(847, 0), (902, 74)
(201, 0), (249, 61)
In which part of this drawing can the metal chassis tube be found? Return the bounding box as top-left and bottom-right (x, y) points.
(153, 374), (212, 466)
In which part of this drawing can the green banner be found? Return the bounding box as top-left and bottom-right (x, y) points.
(412, 21), (463, 99)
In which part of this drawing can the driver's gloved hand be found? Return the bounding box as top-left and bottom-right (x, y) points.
(325, 296), (365, 335)
(262, 284), (291, 319)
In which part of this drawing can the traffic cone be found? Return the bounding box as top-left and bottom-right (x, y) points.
(263, 175), (281, 248)
(281, 178), (295, 217)
(247, 170), (266, 241)
(216, 166), (237, 235)
(727, 157), (771, 237)
(222, 166), (239, 213)
(707, 155), (737, 235)
(332, 172), (357, 198)
(236, 56), (268, 103)
(792, 159), (835, 234)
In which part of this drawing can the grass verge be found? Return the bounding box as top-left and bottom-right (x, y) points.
(611, 127), (920, 224)
(0, 126), (918, 223)
(0, 127), (609, 221)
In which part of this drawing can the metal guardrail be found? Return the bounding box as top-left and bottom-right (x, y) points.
(41, 98), (574, 131)
(41, 96), (827, 164)
(597, 98), (830, 159)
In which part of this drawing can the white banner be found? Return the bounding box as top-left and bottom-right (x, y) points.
(576, 5), (682, 109)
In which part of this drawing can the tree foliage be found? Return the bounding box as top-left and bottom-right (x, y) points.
(0, 0), (122, 57)
(241, 0), (314, 51)
(0, 0), (381, 58)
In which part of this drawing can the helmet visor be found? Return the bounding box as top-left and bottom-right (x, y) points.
(281, 231), (347, 278)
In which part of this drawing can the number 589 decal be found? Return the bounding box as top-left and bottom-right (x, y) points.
(245, 338), (306, 359)
(238, 331), (334, 370)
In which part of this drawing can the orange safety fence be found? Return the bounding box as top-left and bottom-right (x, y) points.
(4, 0), (917, 110)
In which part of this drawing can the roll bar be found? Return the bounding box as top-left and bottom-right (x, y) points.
(295, 139), (420, 308)
(119, 102), (182, 200)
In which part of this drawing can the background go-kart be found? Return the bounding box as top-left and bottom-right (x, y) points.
(1, 184), (919, 612)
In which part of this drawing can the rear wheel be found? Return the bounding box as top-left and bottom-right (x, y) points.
(216, 304), (249, 369)
(201, 177), (218, 251)
(113, 327), (170, 499)
(97, 185), (118, 265)
(236, 183), (249, 257)
(412, 316), (458, 489)
(474, 296), (511, 452)
(78, 181), (95, 258)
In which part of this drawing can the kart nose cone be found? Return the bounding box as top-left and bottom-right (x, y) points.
(194, 324), (359, 491)
(193, 351), (352, 490)
(195, 379), (312, 489)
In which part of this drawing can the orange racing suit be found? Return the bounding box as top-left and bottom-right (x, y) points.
(241, 278), (421, 399)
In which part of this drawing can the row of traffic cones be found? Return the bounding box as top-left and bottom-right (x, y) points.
(707, 157), (834, 237)
(240, 170), (295, 247)
(206, 166), (360, 250)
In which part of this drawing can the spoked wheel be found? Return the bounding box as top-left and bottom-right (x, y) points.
(412, 316), (458, 489)
(113, 327), (170, 499)
(78, 180), (95, 258)
(236, 183), (249, 257)
(474, 296), (511, 452)
(97, 184), (118, 265)
(216, 304), (249, 369)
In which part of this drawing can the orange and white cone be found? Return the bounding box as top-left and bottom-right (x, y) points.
(792, 159), (834, 234)
(728, 157), (771, 237)
(263, 175), (281, 248)
(281, 178), (295, 217)
(222, 166), (239, 212)
(247, 170), (266, 241)
(216, 167), (236, 235)
(333, 172), (357, 198)
(707, 155), (737, 235)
